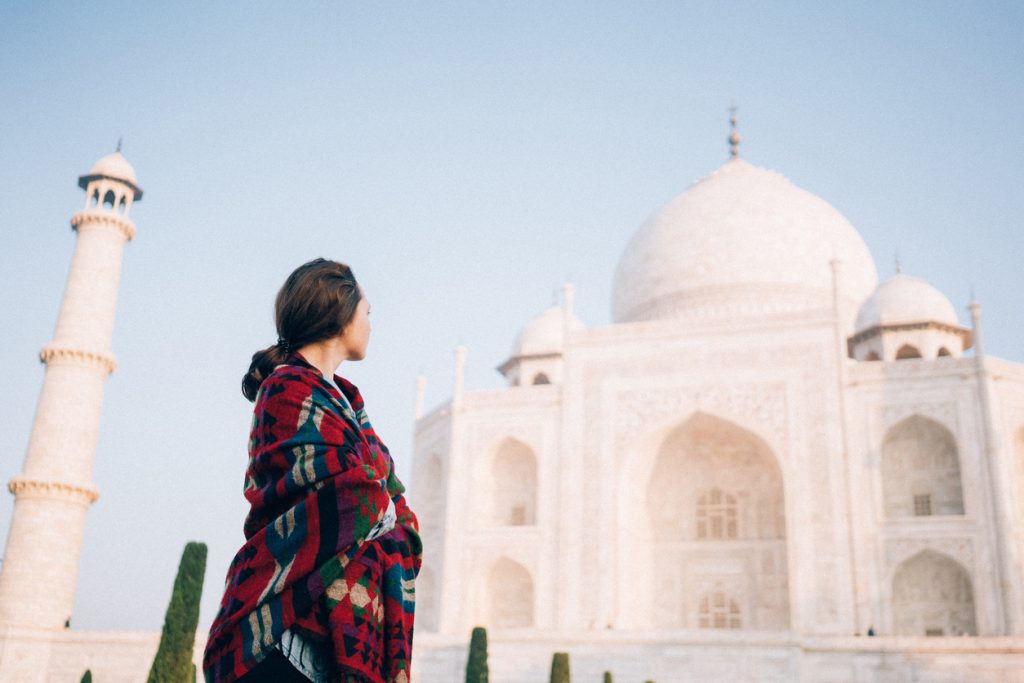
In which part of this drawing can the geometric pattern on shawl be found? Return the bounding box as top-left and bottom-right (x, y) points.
(203, 352), (422, 683)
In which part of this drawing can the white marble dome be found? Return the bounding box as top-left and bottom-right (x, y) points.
(613, 157), (879, 323)
(78, 151), (143, 199)
(855, 273), (960, 332)
(87, 152), (138, 185)
(511, 306), (584, 357)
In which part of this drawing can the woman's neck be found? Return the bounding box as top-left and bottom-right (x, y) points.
(295, 338), (346, 381)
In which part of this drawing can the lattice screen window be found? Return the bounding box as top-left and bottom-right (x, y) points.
(696, 488), (738, 539)
(914, 494), (932, 516)
(699, 592), (741, 629)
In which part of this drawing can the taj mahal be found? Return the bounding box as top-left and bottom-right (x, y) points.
(2, 122), (1024, 681)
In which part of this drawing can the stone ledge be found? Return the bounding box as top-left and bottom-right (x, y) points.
(7, 477), (99, 505)
(70, 209), (136, 241)
(39, 345), (116, 375)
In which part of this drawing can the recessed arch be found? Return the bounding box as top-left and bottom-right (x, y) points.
(892, 549), (976, 636)
(937, 346), (952, 357)
(489, 437), (537, 526)
(102, 189), (116, 210)
(531, 372), (551, 385)
(881, 415), (964, 517)
(1015, 427), (1024, 519)
(896, 344), (922, 360)
(416, 565), (439, 632)
(486, 557), (534, 628)
(416, 453), (443, 535)
(90, 189), (99, 207)
(643, 412), (789, 630)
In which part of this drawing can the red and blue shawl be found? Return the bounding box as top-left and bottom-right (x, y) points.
(203, 352), (422, 683)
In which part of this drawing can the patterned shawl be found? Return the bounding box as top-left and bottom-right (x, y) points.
(203, 352), (422, 683)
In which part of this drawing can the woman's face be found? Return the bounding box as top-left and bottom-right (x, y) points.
(340, 289), (371, 360)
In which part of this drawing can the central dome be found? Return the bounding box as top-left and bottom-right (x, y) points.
(613, 158), (878, 324)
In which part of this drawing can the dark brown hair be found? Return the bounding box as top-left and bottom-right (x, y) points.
(242, 258), (361, 402)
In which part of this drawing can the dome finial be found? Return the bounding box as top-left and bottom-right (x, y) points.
(894, 251), (902, 275)
(728, 105), (741, 158)
(115, 137), (123, 154)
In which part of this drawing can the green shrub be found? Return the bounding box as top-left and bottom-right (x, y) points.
(147, 542), (208, 683)
(465, 626), (489, 683)
(550, 652), (570, 683)
(80, 671), (92, 683)
(602, 673), (613, 683)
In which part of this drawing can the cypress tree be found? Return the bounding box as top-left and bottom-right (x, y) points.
(550, 652), (570, 683)
(602, 673), (613, 683)
(147, 541), (208, 683)
(465, 626), (489, 683)
(80, 671), (92, 683)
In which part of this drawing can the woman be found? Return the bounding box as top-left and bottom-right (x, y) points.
(204, 259), (422, 683)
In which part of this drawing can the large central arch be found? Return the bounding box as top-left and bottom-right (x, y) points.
(619, 411), (790, 630)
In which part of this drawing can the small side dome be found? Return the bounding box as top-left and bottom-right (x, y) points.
(498, 305), (585, 386)
(849, 272), (971, 362)
(855, 274), (959, 332)
(78, 151), (143, 200)
(510, 306), (584, 358)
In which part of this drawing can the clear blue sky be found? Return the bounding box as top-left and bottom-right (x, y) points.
(1, 2), (1021, 633)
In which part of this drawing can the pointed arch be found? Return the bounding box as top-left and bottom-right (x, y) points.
(102, 189), (116, 210)
(486, 557), (534, 628)
(937, 347), (952, 357)
(531, 372), (551, 385)
(643, 412), (789, 630)
(881, 415), (964, 517)
(892, 550), (977, 636)
(490, 438), (537, 526)
(896, 344), (922, 360)
(416, 565), (439, 632)
(1015, 427), (1024, 519)
(416, 453), (443, 535)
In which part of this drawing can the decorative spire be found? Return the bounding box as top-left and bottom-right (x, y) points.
(116, 137), (123, 154)
(728, 105), (741, 158)
(894, 251), (902, 275)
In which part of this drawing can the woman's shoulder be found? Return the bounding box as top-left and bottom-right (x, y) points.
(256, 363), (322, 402)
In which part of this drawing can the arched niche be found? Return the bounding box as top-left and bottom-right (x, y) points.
(532, 372), (551, 385)
(642, 412), (789, 630)
(489, 438), (537, 526)
(881, 415), (964, 517)
(416, 565), (439, 632)
(896, 344), (922, 360)
(486, 557), (534, 628)
(892, 550), (977, 636)
(1016, 427), (1024, 519)
(416, 453), (444, 535)
(937, 347), (952, 357)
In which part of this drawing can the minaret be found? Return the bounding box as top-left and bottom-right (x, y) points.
(0, 149), (142, 630)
